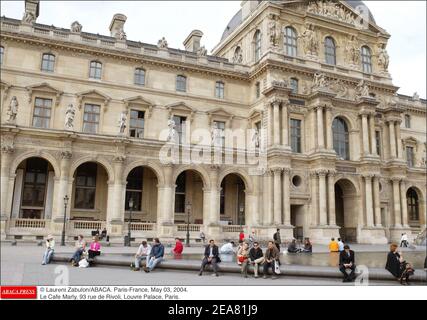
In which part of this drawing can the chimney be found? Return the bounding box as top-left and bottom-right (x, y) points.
(109, 13), (127, 38)
(241, 0), (259, 21)
(183, 30), (203, 52)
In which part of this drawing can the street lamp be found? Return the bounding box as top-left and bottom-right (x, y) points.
(127, 197), (134, 247)
(61, 195), (69, 246)
(185, 201), (192, 247)
(239, 203), (244, 227)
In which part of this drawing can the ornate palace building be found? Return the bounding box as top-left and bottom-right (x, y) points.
(1, 0), (425, 244)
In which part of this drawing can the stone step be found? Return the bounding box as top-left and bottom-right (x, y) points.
(52, 254), (427, 283)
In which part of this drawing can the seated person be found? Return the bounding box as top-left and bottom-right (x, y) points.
(172, 238), (183, 255)
(339, 245), (356, 282)
(88, 236), (101, 264)
(249, 242), (264, 278)
(302, 238), (313, 253)
(287, 239), (301, 253)
(133, 240), (151, 271)
(199, 239), (221, 277)
(386, 243), (415, 285)
(263, 241), (280, 279)
(144, 238), (164, 273)
(70, 235), (86, 266)
(219, 241), (235, 254)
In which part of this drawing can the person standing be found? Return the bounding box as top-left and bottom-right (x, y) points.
(70, 235), (86, 266)
(248, 231), (256, 247)
(249, 242), (264, 278)
(41, 235), (55, 265)
(273, 229), (281, 251)
(339, 245), (356, 282)
(263, 241), (280, 279)
(199, 231), (206, 244)
(328, 238), (339, 252)
(199, 239), (221, 277)
(237, 242), (250, 278)
(132, 240), (151, 271)
(239, 230), (245, 242)
(144, 238), (164, 273)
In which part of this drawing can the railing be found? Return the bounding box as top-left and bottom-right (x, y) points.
(130, 223), (156, 231)
(176, 224), (201, 232)
(12, 219), (47, 229)
(71, 220), (105, 230)
(222, 225), (244, 233)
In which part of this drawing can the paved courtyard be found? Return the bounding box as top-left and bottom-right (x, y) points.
(2, 243), (425, 286)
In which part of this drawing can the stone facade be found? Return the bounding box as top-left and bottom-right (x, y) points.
(0, 0), (425, 244)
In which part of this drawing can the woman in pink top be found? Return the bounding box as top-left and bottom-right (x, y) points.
(88, 236), (101, 259)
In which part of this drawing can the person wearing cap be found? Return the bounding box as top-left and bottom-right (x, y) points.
(42, 234), (55, 265)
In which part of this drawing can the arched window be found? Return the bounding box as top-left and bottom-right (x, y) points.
(324, 37), (336, 65)
(284, 27), (297, 57)
(290, 78), (299, 94)
(176, 75), (187, 92)
(361, 46), (372, 73)
(332, 117), (350, 160)
(254, 30), (262, 61)
(89, 61), (102, 79)
(134, 68), (146, 86)
(41, 53), (55, 72)
(406, 188), (419, 224)
(0, 46), (4, 65)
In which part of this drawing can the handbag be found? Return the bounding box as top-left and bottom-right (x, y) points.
(274, 260), (281, 274)
(238, 255), (246, 263)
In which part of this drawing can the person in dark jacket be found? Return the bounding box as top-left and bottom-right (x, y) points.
(273, 229), (281, 251)
(144, 238), (164, 273)
(339, 245), (356, 282)
(249, 242), (264, 278)
(199, 239), (221, 277)
(287, 239), (301, 253)
(386, 243), (414, 285)
(302, 238), (312, 253)
(263, 241), (280, 279)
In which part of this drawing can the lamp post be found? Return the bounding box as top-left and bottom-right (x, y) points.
(185, 201), (192, 247)
(127, 197), (134, 247)
(239, 203), (244, 227)
(61, 195), (69, 246)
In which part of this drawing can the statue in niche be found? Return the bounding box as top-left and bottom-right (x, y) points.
(64, 104), (76, 131)
(330, 79), (349, 98)
(268, 15), (279, 47)
(167, 117), (177, 142)
(252, 128), (260, 148)
(233, 47), (243, 64)
(22, 11), (35, 24)
(6, 96), (18, 123)
(300, 23), (318, 56)
(377, 43), (390, 71)
(118, 111), (127, 134)
(211, 122), (223, 146)
(355, 80), (370, 99)
(346, 35), (360, 65)
(312, 72), (328, 89)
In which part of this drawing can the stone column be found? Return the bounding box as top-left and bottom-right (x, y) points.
(52, 151), (72, 223)
(361, 113), (370, 156)
(327, 171), (336, 226)
(207, 166), (219, 226)
(391, 178), (402, 227)
(282, 168), (291, 226)
(267, 170), (274, 225)
(325, 105), (333, 150)
(157, 165), (174, 226)
(310, 171), (319, 225)
(364, 174), (374, 227)
(369, 114), (377, 155)
(262, 171), (273, 225)
(273, 101), (280, 145)
(281, 102), (289, 147)
(318, 170), (327, 226)
(400, 179), (409, 227)
(317, 106), (325, 150)
(273, 168), (282, 225)
(0, 148), (14, 219)
(373, 175), (382, 227)
(395, 121), (403, 160)
(388, 121), (396, 159)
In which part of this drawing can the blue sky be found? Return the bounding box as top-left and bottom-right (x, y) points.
(1, 1), (425, 97)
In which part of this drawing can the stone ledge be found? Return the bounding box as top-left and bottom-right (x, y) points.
(52, 254), (426, 283)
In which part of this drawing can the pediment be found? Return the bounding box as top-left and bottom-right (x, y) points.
(248, 109), (262, 120)
(207, 107), (235, 122)
(76, 89), (111, 109)
(26, 82), (63, 105)
(166, 102), (194, 113)
(123, 95), (154, 106)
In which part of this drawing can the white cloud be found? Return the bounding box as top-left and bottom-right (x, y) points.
(1, 0), (425, 97)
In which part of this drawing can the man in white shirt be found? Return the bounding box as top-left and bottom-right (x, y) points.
(337, 238), (345, 252)
(133, 240), (152, 271)
(220, 241), (235, 254)
(400, 233), (409, 248)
